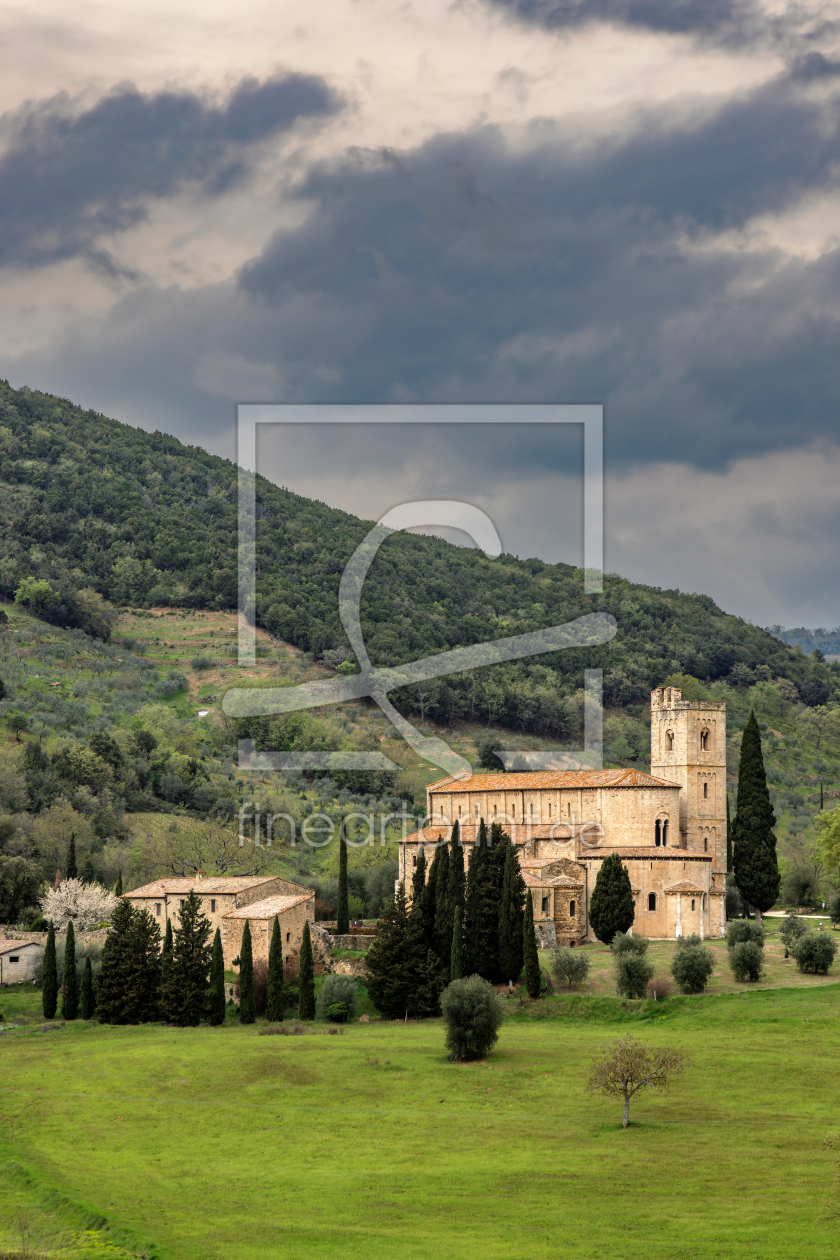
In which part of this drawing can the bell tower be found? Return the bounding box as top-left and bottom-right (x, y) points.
(649, 686), (727, 874)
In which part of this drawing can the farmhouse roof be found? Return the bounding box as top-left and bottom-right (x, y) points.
(664, 882), (707, 895)
(0, 940), (42, 955)
(125, 876), (279, 898)
(427, 769), (679, 792)
(223, 893), (312, 920)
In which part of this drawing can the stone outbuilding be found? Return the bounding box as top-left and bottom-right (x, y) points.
(221, 890), (315, 975)
(124, 874), (312, 941)
(0, 939), (43, 984)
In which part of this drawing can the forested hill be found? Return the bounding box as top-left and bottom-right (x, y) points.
(1, 380), (836, 738)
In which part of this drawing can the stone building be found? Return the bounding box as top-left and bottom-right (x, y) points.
(124, 874), (315, 968)
(0, 939), (43, 983)
(399, 685), (727, 943)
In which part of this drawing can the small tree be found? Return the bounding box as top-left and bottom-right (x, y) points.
(316, 974), (358, 1023)
(732, 710), (780, 923)
(615, 952), (654, 999)
(586, 1034), (689, 1128)
(80, 955), (96, 1019)
(208, 929), (225, 1026)
(551, 948), (591, 990)
(98, 900), (161, 1024)
(298, 921), (315, 1020)
(729, 940), (763, 982)
(779, 915), (809, 952)
(61, 920), (79, 1020)
(42, 922), (58, 1019)
(726, 920), (764, 948)
(440, 975), (504, 1061)
(114, 871), (123, 897)
(611, 932), (649, 956)
(336, 834), (350, 935)
(670, 943), (714, 994)
(238, 922), (256, 1025)
(497, 840), (525, 984)
(65, 833), (78, 881)
(39, 878), (118, 930)
(8, 714), (28, 742)
(266, 916), (284, 1022)
(589, 854), (635, 945)
(161, 891), (212, 1027)
(792, 932), (838, 974)
(522, 890), (541, 999)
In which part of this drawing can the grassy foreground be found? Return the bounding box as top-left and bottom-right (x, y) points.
(2, 985), (840, 1260)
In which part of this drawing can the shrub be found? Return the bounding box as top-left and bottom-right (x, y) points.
(792, 932), (838, 974)
(778, 915), (809, 952)
(440, 975), (504, 1061)
(674, 934), (703, 951)
(670, 945), (715, 994)
(611, 932), (649, 956)
(615, 953), (654, 999)
(726, 921), (764, 949)
(315, 974), (358, 1022)
(326, 1001), (351, 1023)
(550, 948), (591, 990)
(646, 975), (674, 1000)
(729, 940), (763, 982)
(190, 656), (213, 671)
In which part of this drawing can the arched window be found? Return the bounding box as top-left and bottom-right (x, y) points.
(691, 899), (695, 911)
(654, 820), (661, 847)
(704, 837), (708, 852)
(700, 729), (709, 751)
(648, 893), (657, 911)
(412, 855), (417, 867)
(703, 782), (709, 799)
(548, 803), (552, 817)
(493, 805), (497, 817)
(458, 805), (462, 817)
(666, 730), (674, 751)
(569, 900), (576, 917)
(662, 820), (668, 847)
(530, 803), (533, 816)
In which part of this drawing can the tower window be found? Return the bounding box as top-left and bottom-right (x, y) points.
(548, 803), (552, 817)
(412, 855), (416, 867)
(648, 893), (657, 911)
(530, 803), (533, 815)
(493, 805), (497, 816)
(569, 899), (576, 917)
(703, 782), (709, 799)
(666, 730), (674, 751)
(663, 820), (668, 847)
(700, 729), (709, 751)
(655, 820), (661, 847)
(458, 805), (462, 817)
(704, 837), (708, 852)
(691, 899), (696, 911)
(541, 896), (549, 914)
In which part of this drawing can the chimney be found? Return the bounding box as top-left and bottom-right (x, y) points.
(196, 870), (206, 881)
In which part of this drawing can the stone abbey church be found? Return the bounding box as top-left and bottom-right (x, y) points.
(399, 686), (727, 944)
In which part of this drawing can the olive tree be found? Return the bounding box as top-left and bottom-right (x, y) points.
(550, 948), (591, 990)
(586, 1034), (689, 1128)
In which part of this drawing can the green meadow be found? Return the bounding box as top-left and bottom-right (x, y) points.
(3, 982), (840, 1260)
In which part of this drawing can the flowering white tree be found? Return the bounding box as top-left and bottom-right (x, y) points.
(39, 879), (118, 930)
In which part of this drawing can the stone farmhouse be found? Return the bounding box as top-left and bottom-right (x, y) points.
(0, 939), (43, 983)
(124, 874), (315, 972)
(399, 686), (727, 944)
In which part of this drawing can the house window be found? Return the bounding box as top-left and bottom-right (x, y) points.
(412, 855), (417, 867)
(180, 899), (184, 909)
(548, 803), (552, 817)
(691, 899), (696, 911)
(286, 932), (290, 942)
(155, 903), (161, 916)
(569, 900), (576, 917)
(9, 955), (19, 963)
(666, 730), (674, 750)
(648, 893), (656, 911)
(529, 803), (533, 816)
(703, 782), (708, 799)
(493, 805), (497, 816)
(210, 900), (216, 913)
(541, 896), (549, 914)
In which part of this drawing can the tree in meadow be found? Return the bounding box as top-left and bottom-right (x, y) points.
(337, 833), (350, 934)
(421, 840), (440, 954)
(412, 844), (427, 912)
(98, 899), (161, 1024)
(726, 796), (733, 874)
(522, 890), (542, 999)
(161, 891), (212, 1026)
(732, 710), (780, 924)
(497, 838), (526, 985)
(80, 956), (96, 1019)
(159, 918), (174, 1022)
(208, 928), (226, 1026)
(42, 921), (58, 1019)
(266, 915), (284, 1022)
(432, 839), (451, 965)
(588, 854), (635, 945)
(238, 921), (256, 1025)
(463, 821), (506, 981)
(61, 919), (79, 1020)
(365, 883), (442, 1019)
(298, 921), (316, 1020)
(450, 905), (464, 981)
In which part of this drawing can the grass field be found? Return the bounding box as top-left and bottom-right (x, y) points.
(3, 976), (840, 1260)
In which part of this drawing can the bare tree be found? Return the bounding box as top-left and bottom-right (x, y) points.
(586, 1034), (689, 1128)
(137, 819), (272, 878)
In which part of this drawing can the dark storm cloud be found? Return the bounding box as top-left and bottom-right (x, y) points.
(483, 0), (834, 50)
(0, 74), (342, 270)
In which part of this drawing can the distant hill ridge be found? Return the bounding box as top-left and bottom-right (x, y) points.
(767, 626), (840, 658)
(1, 380), (837, 738)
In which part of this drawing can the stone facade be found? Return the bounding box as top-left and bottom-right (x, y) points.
(400, 685), (727, 941)
(124, 874), (311, 940)
(221, 891), (315, 973)
(0, 939), (43, 983)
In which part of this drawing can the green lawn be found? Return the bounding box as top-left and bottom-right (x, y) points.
(2, 983), (840, 1260)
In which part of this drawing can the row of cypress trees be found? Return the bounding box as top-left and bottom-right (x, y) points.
(365, 821), (542, 1018)
(42, 891), (319, 1025)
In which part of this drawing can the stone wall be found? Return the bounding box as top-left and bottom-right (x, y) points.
(326, 935), (376, 951)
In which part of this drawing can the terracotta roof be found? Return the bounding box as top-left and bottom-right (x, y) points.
(579, 848), (712, 861)
(664, 882), (706, 895)
(522, 871), (583, 890)
(223, 893), (313, 920)
(427, 769), (680, 791)
(0, 940), (42, 955)
(403, 824), (578, 847)
(126, 876), (279, 897)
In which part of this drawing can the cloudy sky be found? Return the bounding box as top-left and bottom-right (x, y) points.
(4, 0), (840, 627)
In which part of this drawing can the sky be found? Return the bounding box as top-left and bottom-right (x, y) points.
(3, 0), (840, 628)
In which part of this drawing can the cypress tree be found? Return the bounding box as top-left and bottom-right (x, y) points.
(448, 822), (466, 921)
(336, 834), (350, 934)
(66, 832), (77, 881)
(238, 921), (256, 1025)
(588, 853), (635, 944)
(449, 905), (464, 981)
(726, 796), (733, 873)
(62, 919), (79, 1020)
(98, 900), (161, 1024)
(159, 918), (174, 1022)
(161, 891), (212, 1026)
(821, 781), (824, 811)
(498, 838), (526, 984)
(422, 841), (439, 953)
(412, 843), (427, 908)
(365, 883), (442, 1019)
(732, 710), (780, 923)
(432, 838), (451, 963)
(80, 956), (96, 1019)
(266, 915), (284, 1022)
(464, 819), (504, 981)
(298, 921), (315, 1020)
(523, 890), (541, 999)
(42, 921), (58, 1019)
(208, 929), (226, 1026)
(114, 871), (123, 897)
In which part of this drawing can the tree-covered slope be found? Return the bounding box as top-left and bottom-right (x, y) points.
(1, 379), (836, 742)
